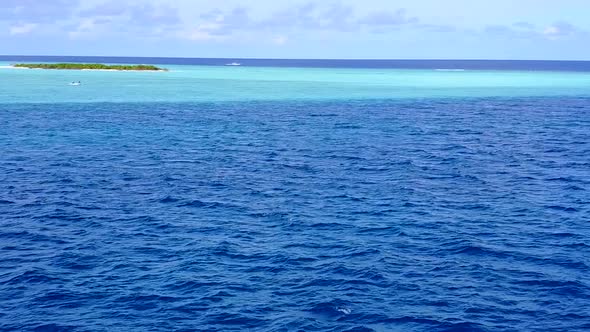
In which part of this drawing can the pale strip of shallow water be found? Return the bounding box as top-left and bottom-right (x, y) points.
(2, 62), (590, 103)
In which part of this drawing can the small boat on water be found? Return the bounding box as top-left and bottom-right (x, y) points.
(69, 81), (81, 86)
(225, 62), (241, 66)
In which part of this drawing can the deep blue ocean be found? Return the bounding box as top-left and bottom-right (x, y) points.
(2, 55), (590, 71)
(1, 58), (590, 331)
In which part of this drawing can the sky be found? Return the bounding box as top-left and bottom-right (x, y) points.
(1, 0), (590, 60)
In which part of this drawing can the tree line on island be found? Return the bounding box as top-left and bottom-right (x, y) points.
(13, 63), (167, 71)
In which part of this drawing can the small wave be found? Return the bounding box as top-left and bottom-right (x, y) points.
(309, 222), (352, 229)
(545, 205), (579, 212)
(547, 177), (578, 183)
(309, 300), (352, 317)
(342, 327), (375, 332)
(282, 163), (315, 172)
(6, 269), (63, 285)
(309, 113), (339, 117)
(440, 242), (509, 259)
(159, 195), (179, 203)
(204, 313), (266, 328)
(334, 124), (363, 129)
(32, 324), (77, 332)
(165, 280), (221, 292)
(564, 185), (585, 191)
(177, 199), (241, 210)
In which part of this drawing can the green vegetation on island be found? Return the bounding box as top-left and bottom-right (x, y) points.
(12, 63), (167, 71)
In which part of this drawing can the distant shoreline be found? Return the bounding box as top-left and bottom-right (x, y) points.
(2, 56), (590, 72)
(11, 63), (168, 71)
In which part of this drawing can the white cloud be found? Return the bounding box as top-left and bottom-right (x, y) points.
(483, 21), (584, 41)
(273, 35), (288, 45)
(186, 30), (216, 41)
(358, 9), (418, 27)
(80, 1), (181, 27)
(9, 23), (37, 35)
(1, 0), (79, 23)
(183, 23), (227, 41)
(543, 22), (576, 40)
(68, 18), (100, 39)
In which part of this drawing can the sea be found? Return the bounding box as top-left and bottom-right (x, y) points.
(0, 57), (589, 332)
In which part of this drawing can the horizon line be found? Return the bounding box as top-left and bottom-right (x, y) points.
(1, 55), (590, 62)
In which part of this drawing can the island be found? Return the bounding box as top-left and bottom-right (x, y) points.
(12, 63), (167, 71)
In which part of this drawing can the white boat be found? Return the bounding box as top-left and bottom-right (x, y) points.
(225, 62), (241, 66)
(69, 82), (81, 86)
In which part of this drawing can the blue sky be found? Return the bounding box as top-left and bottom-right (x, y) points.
(2, 0), (590, 59)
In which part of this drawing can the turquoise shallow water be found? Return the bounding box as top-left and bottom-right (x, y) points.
(2, 63), (590, 103)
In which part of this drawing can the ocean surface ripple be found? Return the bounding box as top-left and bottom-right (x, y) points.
(1, 97), (589, 331)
